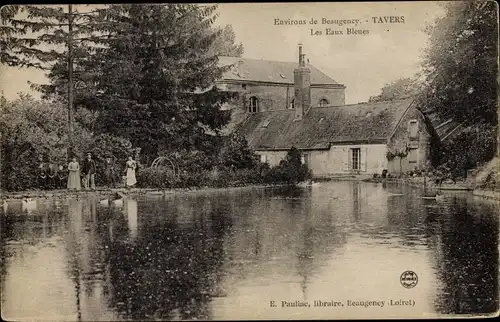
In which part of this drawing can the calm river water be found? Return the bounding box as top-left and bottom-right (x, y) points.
(1, 182), (499, 320)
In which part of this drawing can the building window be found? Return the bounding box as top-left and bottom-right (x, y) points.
(290, 98), (295, 109)
(318, 98), (329, 107)
(409, 120), (419, 139)
(351, 148), (361, 171)
(248, 96), (259, 113)
(301, 153), (310, 167)
(260, 154), (268, 163)
(408, 148), (418, 163)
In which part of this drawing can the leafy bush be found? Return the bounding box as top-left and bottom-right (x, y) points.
(174, 150), (217, 175)
(0, 95), (138, 191)
(269, 147), (311, 184)
(0, 95), (92, 191)
(137, 146), (311, 189)
(439, 123), (496, 179)
(217, 134), (260, 170)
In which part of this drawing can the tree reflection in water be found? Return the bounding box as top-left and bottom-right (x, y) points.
(98, 196), (233, 321)
(428, 196), (499, 314)
(2, 183), (499, 320)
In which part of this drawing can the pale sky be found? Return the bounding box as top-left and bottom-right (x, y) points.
(0, 2), (445, 104)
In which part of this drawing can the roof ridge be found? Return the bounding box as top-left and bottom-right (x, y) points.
(218, 55), (340, 85)
(321, 97), (415, 108)
(219, 56), (298, 65)
(387, 99), (416, 142)
(219, 56), (327, 72)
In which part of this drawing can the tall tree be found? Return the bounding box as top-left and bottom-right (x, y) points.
(3, 4), (241, 161)
(0, 5), (22, 66)
(1, 5), (105, 156)
(421, 1), (497, 124)
(210, 25), (244, 57)
(78, 4), (234, 159)
(368, 77), (421, 102)
(420, 1), (498, 170)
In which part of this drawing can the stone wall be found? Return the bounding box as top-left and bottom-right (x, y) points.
(256, 143), (388, 178)
(387, 106), (431, 174)
(219, 81), (345, 112)
(255, 151), (288, 167)
(311, 87), (345, 107)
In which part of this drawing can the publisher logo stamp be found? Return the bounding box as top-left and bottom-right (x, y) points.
(400, 271), (418, 288)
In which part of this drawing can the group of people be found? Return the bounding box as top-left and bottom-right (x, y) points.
(67, 153), (138, 191)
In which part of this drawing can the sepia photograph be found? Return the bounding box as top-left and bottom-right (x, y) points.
(0, 1), (499, 320)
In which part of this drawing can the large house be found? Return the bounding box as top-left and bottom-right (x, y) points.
(217, 55), (346, 111)
(217, 50), (345, 133)
(218, 45), (432, 178)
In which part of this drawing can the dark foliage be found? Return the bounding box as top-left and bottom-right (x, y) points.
(420, 1), (498, 173)
(138, 146), (311, 189)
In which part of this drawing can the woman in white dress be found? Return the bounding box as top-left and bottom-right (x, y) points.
(125, 156), (137, 188)
(67, 157), (81, 191)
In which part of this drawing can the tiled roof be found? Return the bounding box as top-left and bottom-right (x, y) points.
(236, 98), (414, 150)
(217, 56), (341, 86)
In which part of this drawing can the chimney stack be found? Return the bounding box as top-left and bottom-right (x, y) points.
(294, 44), (311, 120)
(298, 44), (304, 66)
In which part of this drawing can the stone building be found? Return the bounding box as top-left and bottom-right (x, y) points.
(216, 48), (345, 131)
(236, 98), (430, 178)
(220, 45), (432, 178)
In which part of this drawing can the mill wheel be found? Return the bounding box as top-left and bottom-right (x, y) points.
(150, 156), (179, 177)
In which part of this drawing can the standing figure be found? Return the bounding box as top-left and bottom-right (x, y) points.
(125, 156), (137, 188)
(82, 152), (97, 190)
(67, 157), (81, 191)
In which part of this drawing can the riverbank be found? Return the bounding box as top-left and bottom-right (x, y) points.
(472, 189), (500, 201)
(364, 175), (500, 201)
(363, 176), (474, 191)
(0, 175), (474, 202)
(3, 175), (496, 203)
(1, 183), (301, 202)
(471, 157), (500, 201)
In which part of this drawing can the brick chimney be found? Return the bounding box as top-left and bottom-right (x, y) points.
(294, 44), (311, 120)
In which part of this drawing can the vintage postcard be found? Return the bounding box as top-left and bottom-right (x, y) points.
(1, 1), (499, 321)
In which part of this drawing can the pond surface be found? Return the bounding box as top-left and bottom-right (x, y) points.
(1, 182), (499, 320)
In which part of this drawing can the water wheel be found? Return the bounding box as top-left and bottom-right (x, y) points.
(150, 156), (179, 177)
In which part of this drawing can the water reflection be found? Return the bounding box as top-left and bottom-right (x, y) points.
(101, 195), (232, 321)
(125, 199), (138, 240)
(1, 182), (499, 320)
(426, 196), (499, 314)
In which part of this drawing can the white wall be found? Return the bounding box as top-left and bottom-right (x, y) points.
(256, 151), (287, 167)
(256, 144), (388, 177)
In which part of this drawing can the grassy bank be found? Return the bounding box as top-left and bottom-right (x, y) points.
(0, 182), (303, 202)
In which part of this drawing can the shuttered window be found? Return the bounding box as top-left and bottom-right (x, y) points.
(351, 148), (361, 170)
(408, 148), (418, 163)
(348, 148), (367, 172)
(409, 120), (419, 139)
(248, 96), (259, 113)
